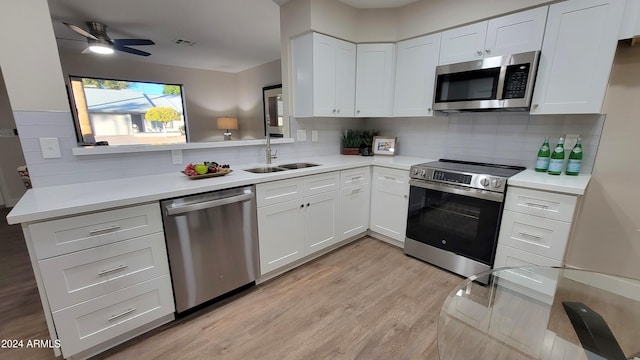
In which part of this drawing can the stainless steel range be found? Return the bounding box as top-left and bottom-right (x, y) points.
(404, 159), (525, 278)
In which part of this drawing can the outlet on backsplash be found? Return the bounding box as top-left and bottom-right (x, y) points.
(297, 129), (307, 141)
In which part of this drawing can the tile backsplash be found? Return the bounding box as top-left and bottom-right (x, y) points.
(366, 113), (604, 173)
(14, 111), (604, 188)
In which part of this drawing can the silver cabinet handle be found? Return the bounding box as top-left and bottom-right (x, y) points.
(485, 49), (491, 54)
(98, 264), (129, 276)
(383, 176), (396, 181)
(351, 176), (362, 181)
(89, 225), (121, 236)
(525, 202), (549, 209)
(351, 188), (362, 194)
(519, 232), (542, 240)
(108, 308), (136, 322)
(477, 50), (482, 56)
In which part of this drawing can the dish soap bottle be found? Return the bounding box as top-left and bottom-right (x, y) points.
(565, 137), (583, 175)
(547, 137), (564, 175)
(535, 137), (551, 172)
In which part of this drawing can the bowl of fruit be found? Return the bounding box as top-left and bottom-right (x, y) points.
(182, 162), (232, 179)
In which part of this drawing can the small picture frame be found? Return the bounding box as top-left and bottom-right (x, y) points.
(372, 136), (397, 156)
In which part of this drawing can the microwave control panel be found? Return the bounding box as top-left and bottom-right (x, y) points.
(503, 63), (530, 99)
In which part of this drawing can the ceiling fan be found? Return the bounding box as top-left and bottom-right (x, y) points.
(63, 21), (155, 56)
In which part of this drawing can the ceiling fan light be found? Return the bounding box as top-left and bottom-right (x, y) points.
(88, 43), (114, 54)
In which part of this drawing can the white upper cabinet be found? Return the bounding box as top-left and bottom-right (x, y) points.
(439, 7), (548, 65)
(355, 43), (396, 117)
(292, 32), (356, 117)
(439, 22), (488, 65)
(530, 0), (625, 115)
(393, 33), (441, 117)
(619, 0), (640, 39)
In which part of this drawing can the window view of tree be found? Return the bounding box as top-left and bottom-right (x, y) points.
(70, 77), (187, 146)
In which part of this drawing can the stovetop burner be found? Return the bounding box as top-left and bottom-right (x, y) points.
(409, 159), (525, 193)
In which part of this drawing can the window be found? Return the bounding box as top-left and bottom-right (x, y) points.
(68, 76), (188, 146)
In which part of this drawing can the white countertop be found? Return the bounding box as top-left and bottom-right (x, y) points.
(507, 169), (591, 195)
(6, 155), (429, 225)
(7, 156), (592, 225)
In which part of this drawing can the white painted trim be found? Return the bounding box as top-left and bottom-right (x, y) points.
(562, 268), (640, 302)
(72, 137), (295, 156)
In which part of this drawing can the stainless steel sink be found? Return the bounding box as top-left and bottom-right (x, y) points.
(278, 162), (320, 169)
(244, 166), (288, 174)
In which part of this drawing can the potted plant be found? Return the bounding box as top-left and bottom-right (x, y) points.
(341, 129), (361, 155)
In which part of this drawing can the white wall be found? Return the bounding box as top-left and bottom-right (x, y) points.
(236, 59), (282, 140)
(0, 72), (28, 206)
(565, 45), (640, 280)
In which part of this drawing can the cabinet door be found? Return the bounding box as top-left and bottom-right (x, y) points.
(439, 21), (487, 65)
(305, 191), (339, 253)
(530, 0), (625, 114)
(369, 167), (409, 242)
(394, 33), (441, 117)
(339, 183), (371, 241)
(485, 6), (548, 57)
(334, 38), (356, 117)
(313, 33), (339, 116)
(355, 43), (396, 117)
(257, 200), (305, 275)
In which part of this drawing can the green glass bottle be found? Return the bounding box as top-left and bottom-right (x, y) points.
(565, 137), (583, 175)
(547, 137), (564, 175)
(534, 137), (551, 172)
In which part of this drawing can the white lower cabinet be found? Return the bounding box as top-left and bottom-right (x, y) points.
(339, 183), (371, 240)
(369, 167), (410, 242)
(23, 203), (174, 359)
(257, 172), (340, 275)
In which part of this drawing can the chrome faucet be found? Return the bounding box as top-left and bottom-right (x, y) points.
(266, 121), (277, 164)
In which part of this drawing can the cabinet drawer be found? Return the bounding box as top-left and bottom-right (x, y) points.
(52, 275), (174, 358)
(30, 203), (163, 260)
(505, 187), (576, 222)
(493, 244), (560, 300)
(39, 233), (170, 311)
(340, 167), (371, 187)
(372, 167), (409, 196)
(303, 171), (340, 196)
(256, 178), (303, 207)
(498, 210), (571, 261)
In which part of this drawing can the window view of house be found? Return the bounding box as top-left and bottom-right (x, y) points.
(69, 76), (187, 146)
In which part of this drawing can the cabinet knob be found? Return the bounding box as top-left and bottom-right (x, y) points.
(477, 50), (482, 56)
(532, 104), (539, 109)
(332, 109), (336, 113)
(337, 109), (340, 114)
(485, 49), (491, 54)
(306, 203), (310, 207)
(427, 108), (431, 112)
(300, 204), (304, 208)
(356, 110), (360, 114)
(404, 195), (408, 199)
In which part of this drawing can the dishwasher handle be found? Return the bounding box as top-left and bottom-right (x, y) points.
(166, 192), (254, 216)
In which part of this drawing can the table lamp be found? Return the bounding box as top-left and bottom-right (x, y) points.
(217, 117), (238, 140)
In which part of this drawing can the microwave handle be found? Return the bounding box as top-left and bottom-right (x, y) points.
(496, 64), (507, 100)
(409, 179), (504, 203)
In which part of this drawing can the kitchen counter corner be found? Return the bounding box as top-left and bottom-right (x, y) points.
(508, 169), (591, 195)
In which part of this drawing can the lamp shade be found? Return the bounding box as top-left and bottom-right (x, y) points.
(216, 117), (238, 130)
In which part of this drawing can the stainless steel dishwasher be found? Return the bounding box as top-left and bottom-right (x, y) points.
(161, 185), (259, 313)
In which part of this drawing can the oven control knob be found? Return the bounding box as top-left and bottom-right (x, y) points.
(420, 169), (427, 177)
(480, 178), (490, 187)
(492, 179), (503, 188)
(412, 168), (419, 175)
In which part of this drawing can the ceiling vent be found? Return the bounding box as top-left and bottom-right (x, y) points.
(172, 38), (197, 46)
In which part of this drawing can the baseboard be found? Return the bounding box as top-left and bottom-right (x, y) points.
(561, 266), (640, 302)
(256, 232), (367, 284)
(368, 231), (404, 249)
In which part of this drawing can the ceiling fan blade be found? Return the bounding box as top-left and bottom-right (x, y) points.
(113, 39), (155, 46)
(63, 22), (98, 40)
(114, 45), (152, 57)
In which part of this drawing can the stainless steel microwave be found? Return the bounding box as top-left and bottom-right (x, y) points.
(433, 51), (540, 112)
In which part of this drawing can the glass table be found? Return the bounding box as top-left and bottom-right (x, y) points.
(438, 266), (640, 360)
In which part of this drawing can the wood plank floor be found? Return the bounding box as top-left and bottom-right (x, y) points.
(0, 209), (462, 360)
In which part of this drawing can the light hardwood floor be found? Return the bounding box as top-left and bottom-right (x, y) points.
(0, 208), (461, 360)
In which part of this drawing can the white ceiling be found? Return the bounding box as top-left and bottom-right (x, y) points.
(48, 0), (282, 73)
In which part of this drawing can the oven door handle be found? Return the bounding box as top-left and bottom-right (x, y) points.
(409, 179), (504, 203)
